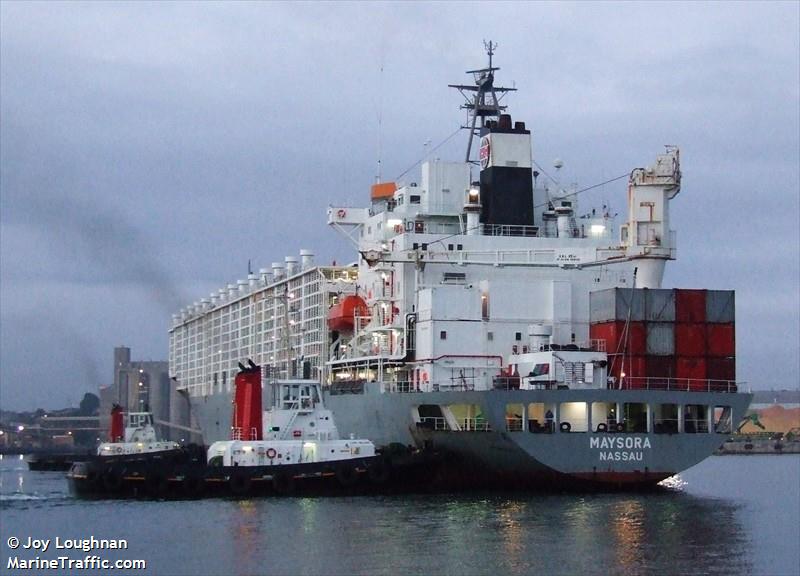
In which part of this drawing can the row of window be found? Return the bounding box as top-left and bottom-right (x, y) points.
(414, 403), (732, 435)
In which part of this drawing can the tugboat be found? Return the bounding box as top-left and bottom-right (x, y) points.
(204, 361), (387, 494)
(67, 363), (426, 498)
(96, 405), (181, 456)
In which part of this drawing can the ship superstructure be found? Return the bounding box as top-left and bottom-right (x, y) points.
(170, 255), (356, 398)
(170, 46), (750, 487)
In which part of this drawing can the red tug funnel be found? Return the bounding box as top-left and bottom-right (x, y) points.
(110, 404), (124, 442)
(233, 362), (263, 440)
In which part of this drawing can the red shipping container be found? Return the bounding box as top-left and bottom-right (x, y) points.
(675, 323), (707, 357)
(675, 289), (706, 323)
(677, 356), (707, 380)
(645, 355), (676, 378)
(707, 357), (736, 381)
(590, 321), (647, 356)
(607, 354), (647, 380)
(707, 324), (735, 357)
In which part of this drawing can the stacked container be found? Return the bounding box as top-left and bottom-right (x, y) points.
(590, 288), (735, 389)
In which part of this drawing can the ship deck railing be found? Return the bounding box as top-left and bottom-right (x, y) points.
(417, 417), (492, 432)
(616, 377), (738, 393)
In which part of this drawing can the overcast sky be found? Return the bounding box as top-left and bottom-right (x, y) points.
(2, 1), (798, 410)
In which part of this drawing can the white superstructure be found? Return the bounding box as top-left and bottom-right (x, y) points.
(323, 146), (680, 392)
(169, 257), (357, 397)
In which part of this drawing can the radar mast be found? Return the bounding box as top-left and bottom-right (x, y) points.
(449, 41), (517, 162)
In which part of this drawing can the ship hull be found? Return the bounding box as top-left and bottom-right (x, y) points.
(188, 387), (751, 489)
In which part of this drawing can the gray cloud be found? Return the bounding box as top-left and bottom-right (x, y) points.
(1, 1), (798, 409)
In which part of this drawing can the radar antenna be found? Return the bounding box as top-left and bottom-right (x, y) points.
(449, 40), (517, 162)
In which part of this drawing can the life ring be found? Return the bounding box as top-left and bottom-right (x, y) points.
(229, 472), (252, 496)
(115, 447), (123, 454)
(266, 448), (277, 459)
(336, 465), (359, 487)
(560, 422), (572, 433)
(367, 458), (390, 484)
(615, 422), (625, 433)
(596, 422), (608, 433)
(337, 209), (347, 218)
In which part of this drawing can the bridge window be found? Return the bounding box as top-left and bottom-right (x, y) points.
(448, 404), (489, 431)
(528, 402), (554, 433)
(416, 404), (448, 431)
(654, 404), (679, 434)
(714, 406), (732, 434)
(684, 404), (709, 433)
(624, 402), (648, 433)
(591, 402), (616, 432)
(559, 402), (588, 432)
(506, 403), (524, 432)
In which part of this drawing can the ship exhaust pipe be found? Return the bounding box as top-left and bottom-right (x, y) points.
(110, 404), (124, 442)
(232, 362), (263, 441)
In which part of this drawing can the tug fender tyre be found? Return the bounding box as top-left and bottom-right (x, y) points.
(182, 474), (205, 498)
(367, 459), (391, 485)
(103, 469), (124, 492)
(229, 473), (252, 496)
(336, 465), (359, 487)
(145, 473), (169, 498)
(272, 473), (295, 495)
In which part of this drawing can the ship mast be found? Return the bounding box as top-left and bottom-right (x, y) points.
(449, 41), (517, 162)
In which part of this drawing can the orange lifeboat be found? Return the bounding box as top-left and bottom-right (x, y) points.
(327, 295), (369, 332)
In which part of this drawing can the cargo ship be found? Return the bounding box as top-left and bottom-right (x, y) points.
(169, 45), (751, 488)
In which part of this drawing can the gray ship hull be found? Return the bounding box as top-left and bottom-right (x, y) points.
(188, 387), (751, 488)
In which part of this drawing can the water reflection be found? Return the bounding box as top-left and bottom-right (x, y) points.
(2, 455), (776, 576)
(498, 500), (525, 572)
(229, 499), (264, 576)
(610, 499), (645, 573)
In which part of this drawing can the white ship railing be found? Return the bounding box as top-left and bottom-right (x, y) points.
(617, 377), (739, 393)
(458, 418), (491, 432)
(418, 417), (448, 431)
(479, 224), (541, 237)
(417, 417), (492, 432)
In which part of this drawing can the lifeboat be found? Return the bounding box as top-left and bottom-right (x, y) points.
(327, 295), (369, 332)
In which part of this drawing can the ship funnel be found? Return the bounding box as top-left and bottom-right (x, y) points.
(218, 288), (228, 303)
(272, 262), (284, 281)
(238, 279), (248, 293)
(110, 404), (124, 442)
(248, 273), (257, 287)
(300, 249), (314, 270)
(259, 267), (271, 285)
(227, 283), (237, 297)
(478, 114), (534, 227)
(232, 363), (262, 441)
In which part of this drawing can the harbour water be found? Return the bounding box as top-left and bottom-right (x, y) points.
(1, 455), (798, 576)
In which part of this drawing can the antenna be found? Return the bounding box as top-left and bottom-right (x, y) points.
(449, 41), (517, 162)
(376, 57), (385, 183)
